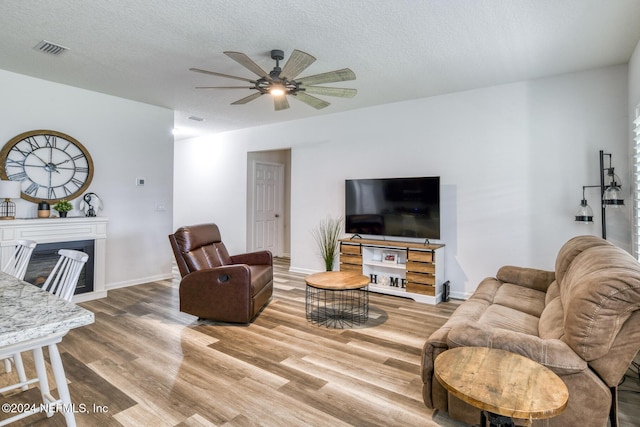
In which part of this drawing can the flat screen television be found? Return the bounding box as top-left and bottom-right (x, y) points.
(345, 176), (440, 240)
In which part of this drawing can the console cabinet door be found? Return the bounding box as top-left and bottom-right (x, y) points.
(339, 242), (362, 272)
(406, 250), (436, 295)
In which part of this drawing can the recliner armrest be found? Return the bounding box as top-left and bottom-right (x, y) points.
(447, 323), (587, 375)
(230, 250), (272, 266)
(182, 264), (251, 289)
(179, 264), (254, 322)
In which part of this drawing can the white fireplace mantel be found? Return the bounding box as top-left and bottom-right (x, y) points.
(0, 217), (108, 302)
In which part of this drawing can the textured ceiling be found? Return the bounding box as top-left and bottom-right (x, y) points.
(1, 0), (640, 137)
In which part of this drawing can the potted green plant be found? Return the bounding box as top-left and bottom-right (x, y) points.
(52, 199), (73, 217)
(311, 216), (344, 271)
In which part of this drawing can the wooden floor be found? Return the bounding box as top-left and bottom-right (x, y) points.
(1, 258), (639, 426)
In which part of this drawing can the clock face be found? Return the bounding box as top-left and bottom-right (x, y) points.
(0, 130), (94, 203)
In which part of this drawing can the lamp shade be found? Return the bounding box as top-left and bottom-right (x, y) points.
(575, 199), (594, 223)
(603, 183), (624, 207)
(602, 168), (624, 207)
(0, 180), (21, 199)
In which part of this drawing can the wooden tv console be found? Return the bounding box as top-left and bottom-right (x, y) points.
(338, 237), (445, 305)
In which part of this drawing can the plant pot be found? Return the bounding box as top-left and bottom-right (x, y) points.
(59, 211), (67, 218)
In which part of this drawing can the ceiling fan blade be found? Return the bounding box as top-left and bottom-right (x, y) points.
(231, 92), (263, 105)
(196, 86), (254, 89)
(224, 51), (270, 79)
(293, 92), (330, 110)
(280, 49), (316, 80)
(303, 86), (357, 98)
(296, 68), (356, 85)
(189, 67), (255, 83)
(274, 96), (290, 111)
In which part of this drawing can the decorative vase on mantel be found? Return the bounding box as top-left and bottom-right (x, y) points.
(37, 201), (50, 218)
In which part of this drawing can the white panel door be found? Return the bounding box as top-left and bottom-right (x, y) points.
(253, 162), (282, 255)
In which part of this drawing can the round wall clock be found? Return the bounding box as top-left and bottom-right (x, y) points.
(0, 129), (94, 203)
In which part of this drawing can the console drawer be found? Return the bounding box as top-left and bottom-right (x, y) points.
(407, 261), (435, 274)
(340, 263), (362, 273)
(340, 243), (361, 255)
(406, 283), (435, 296)
(406, 271), (435, 285)
(340, 254), (362, 265)
(408, 250), (433, 263)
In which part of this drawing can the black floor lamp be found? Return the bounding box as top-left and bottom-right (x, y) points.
(575, 150), (624, 239)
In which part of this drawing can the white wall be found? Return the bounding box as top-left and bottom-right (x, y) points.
(0, 69), (175, 288)
(173, 64), (630, 299)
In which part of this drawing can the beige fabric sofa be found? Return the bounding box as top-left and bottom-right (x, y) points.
(421, 235), (640, 426)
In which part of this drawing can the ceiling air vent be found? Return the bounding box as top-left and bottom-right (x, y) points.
(34, 40), (69, 56)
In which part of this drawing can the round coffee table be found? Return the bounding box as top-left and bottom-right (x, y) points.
(434, 347), (569, 427)
(305, 271), (369, 328)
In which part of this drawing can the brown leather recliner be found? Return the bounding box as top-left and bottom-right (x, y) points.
(168, 223), (273, 323)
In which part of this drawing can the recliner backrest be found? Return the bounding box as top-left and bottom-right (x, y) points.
(554, 235), (612, 285)
(553, 236), (640, 386)
(169, 223), (233, 277)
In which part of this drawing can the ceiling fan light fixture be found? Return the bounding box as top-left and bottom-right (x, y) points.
(269, 85), (286, 97)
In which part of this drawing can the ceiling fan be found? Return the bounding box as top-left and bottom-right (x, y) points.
(190, 49), (357, 111)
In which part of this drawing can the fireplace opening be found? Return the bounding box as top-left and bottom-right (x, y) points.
(23, 240), (95, 295)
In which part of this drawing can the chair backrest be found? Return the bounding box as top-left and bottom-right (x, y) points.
(550, 235), (640, 387)
(2, 239), (37, 280)
(41, 249), (89, 302)
(169, 223), (233, 277)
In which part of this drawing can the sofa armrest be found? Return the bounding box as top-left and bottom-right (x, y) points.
(496, 265), (555, 293)
(230, 250), (272, 266)
(447, 323), (587, 375)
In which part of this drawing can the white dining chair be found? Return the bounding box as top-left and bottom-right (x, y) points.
(0, 249), (88, 407)
(2, 239), (37, 280)
(41, 249), (89, 302)
(1, 239), (37, 389)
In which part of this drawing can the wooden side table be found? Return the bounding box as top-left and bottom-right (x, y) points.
(434, 347), (569, 427)
(305, 271), (369, 328)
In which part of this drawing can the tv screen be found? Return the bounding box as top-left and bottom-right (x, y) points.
(345, 177), (440, 239)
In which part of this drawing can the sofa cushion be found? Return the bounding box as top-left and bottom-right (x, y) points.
(174, 223), (222, 250)
(468, 277), (501, 303)
(496, 265), (555, 293)
(182, 242), (232, 271)
(477, 304), (539, 336)
(493, 283), (546, 318)
(173, 223), (234, 271)
(538, 296), (564, 340)
(545, 280), (560, 305)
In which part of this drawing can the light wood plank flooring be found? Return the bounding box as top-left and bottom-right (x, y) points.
(1, 258), (639, 426)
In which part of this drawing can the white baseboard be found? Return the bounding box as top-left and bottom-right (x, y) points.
(449, 290), (472, 300)
(72, 290), (108, 303)
(288, 266), (320, 275)
(106, 273), (173, 291)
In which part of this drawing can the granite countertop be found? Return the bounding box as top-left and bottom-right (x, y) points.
(0, 272), (94, 347)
